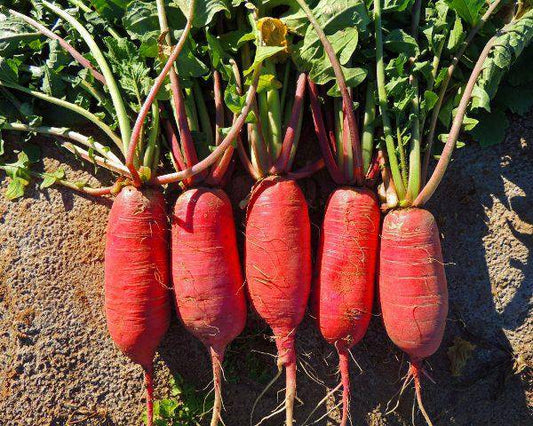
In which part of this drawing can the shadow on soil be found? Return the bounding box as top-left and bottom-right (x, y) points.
(156, 132), (531, 425)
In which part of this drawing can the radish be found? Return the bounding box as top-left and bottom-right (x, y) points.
(379, 208), (447, 410)
(235, 14), (318, 422)
(313, 188), (380, 425)
(245, 176), (312, 424)
(368, 0), (519, 422)
(292, 0), (382, 419)
(172, 188), (246, 426)
(105, 186), (170, 424)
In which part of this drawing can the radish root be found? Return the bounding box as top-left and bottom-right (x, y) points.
(410, 361), (434, 426)
(144, 365), (154, 426)
(338, 349), (351, 426)
(210, 347), (225, 426)
(285, 361), (297, 425)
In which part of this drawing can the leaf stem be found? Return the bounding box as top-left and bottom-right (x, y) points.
(361, 83), (376, 174)
(143, 102), (160, 169)
(414, 36), (497, 206)
(43, 1), (131, 150)
(295, 0), (363, 185)
(126, 0), (196, 186)
(7, 8), (106, 85)
(422, 0), (502, 181)
(373, 0), (406, 200)
(154, 65), (262, 185)
(0, 81), (122, 149)
(272, 72), (306, 174)
(308, 79), (345, 184)
(407, 77), (421, 202)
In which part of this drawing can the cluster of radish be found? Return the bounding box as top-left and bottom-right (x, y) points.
(2, 0), (530, 425)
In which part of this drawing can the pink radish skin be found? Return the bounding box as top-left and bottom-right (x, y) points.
(105, 186), (171, 426)
(245, 176), (312, 425)
(379, 207), (448, 424)
(313, 187), (380, 425)
(172, 187), (247, 426)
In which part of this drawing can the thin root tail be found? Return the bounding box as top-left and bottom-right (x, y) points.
(285, 361), (297, 426)
(144, 364), (154, 426)
(210, 346), (225, 426)
(410, 360), (434, 426)
(338, 349), (351, 426)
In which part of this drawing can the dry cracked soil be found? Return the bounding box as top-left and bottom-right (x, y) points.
(0, 112), (532, 425)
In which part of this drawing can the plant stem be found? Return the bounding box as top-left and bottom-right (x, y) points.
(28, 170), (113, 196)
(193, 81), (214, 149)
(43, 1), (131, 150)
(414, 36), (497, 207)
(396, 122), (408, 188)
(126, 0), (196, 185)
(60, 75), (115, 116)
(272, 72), (306, 174)
(308, 79), (345, 184)
(361, 82), (376, 174)
(62, 142), (130, 176)
(156, 0), (196, 164)
(7, 9), (106, 85)
(422, 0), (502, 181)
(143, 102), (160, 169)
(154, 65), (262, 185)
(373, 0), (406, 200)
(3, 122), (123, 165)
(334, 97), (345, 173)
(295, 0), (363, 184)
(407, 77), (421, 202)
(0, 81), (122, 149)
(287, 158), (325, 180)
(280, 61), (291, 120)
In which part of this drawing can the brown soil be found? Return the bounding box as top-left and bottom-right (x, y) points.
(0, 113), (531, 425)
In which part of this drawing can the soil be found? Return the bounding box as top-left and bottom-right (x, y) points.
(0, 112), (531, 426)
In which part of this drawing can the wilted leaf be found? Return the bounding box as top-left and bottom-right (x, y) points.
(447, 337), (476, 376)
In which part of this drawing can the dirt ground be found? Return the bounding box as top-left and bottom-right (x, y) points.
(0, 112), (531, 426)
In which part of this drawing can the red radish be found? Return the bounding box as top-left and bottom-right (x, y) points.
(379, 208), (448, 423)
(245, 176), (312, 425)
(313, 187), (380, 425)
(105, 186), (171, 426)
(172, 187), (246, 426)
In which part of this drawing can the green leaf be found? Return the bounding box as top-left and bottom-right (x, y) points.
(422, 90), (439, 114)
(472, 10), (533, 108)
(325, 67), (368, 96)
(445, 0), (485, 26)
(5, 177), (28, 200)
(244, 45), (286, 76)
(0, 57), (20, 84)
(0, 8), (41, 56)
(469, 109), (509, 147)
(494, 84), (533, 115)
(40, 168), (65, 189)
(173, 0), (230, 27)
(447, 15), (465, 52)
(89, 0), (128, 22)
(384, 29), (419, 57)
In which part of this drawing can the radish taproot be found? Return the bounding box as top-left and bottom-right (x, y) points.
(313, 187), (380, 425)
(245, 176), (312, 424)
(172, 188), (247, 426)
(105, 186), (171, 424)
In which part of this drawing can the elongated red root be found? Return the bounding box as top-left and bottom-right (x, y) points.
(210, 347), (224, 426)
(275, 334), (297, 426)
(145, 366), (154, 426)
(410, 360), (433, 426)
(338, 349), (350, 426)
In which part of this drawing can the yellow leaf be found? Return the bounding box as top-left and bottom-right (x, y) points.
(447, 337), (476, 377)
